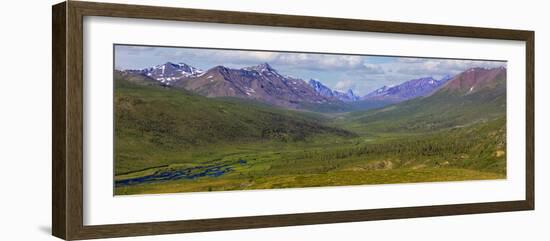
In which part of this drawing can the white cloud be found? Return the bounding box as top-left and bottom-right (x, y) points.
(334, 79), (356, 92)
(347, 58), (506, 94)
(146, 49), (365, 71)
(393, 58), (505, 76)
(116, 45), (156, 55)
(203, 50), (279, 63)
(362, 63), (385, 74)
(274, 54), (364, 70)
(396, 58), (426, 63)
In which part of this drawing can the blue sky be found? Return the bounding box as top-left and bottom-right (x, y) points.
(115, 45), (506, 95)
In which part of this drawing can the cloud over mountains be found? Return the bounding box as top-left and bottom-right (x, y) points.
(115, 45), (505, 95)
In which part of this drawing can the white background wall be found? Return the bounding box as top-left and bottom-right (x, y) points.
(0, 0), (547, 240)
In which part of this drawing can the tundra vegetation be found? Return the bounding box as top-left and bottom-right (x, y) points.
(113, 66), (506, 195)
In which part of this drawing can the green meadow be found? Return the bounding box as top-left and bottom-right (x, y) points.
(113, 74), (506, 195)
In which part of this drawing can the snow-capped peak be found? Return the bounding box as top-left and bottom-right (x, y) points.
(133, 61), (204, 85)
(364, 74), (453, 101)
(243, 62), (276, 73)
(308, 79), (335, 98)
(308, 79), (360, 102)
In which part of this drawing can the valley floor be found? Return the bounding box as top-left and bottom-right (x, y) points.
(116, 167), (503, 195)
(114, 118), (506, 195)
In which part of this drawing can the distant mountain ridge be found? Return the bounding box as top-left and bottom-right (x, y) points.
(363, 75), (452, 103)
(173, 63), (333, 108)
(121, 62), (361, 108)
(119, 62), (501, 111)
(308, 79), (360, 102)
(126, 62), (204, 85)
(344, 67), (506, 132)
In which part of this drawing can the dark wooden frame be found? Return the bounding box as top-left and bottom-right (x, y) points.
(52, 1), (535, 240)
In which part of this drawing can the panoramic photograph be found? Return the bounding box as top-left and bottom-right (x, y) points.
(113, 44), (507, 195)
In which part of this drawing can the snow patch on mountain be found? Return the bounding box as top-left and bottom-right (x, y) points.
(364, 75), (453, 102)
(308, 79), (360, 102)
(126, 62), (204, 85)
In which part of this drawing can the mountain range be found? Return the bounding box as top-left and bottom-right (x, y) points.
(125, 62), (204, 85)
(308, 79), (360, 102)
(344, 66), (506, 132)
(120, 61), (505, 111)
(363, 75), (452, 103)
(123, 62), (359, 108)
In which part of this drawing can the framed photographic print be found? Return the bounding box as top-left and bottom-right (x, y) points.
(52, 1), (534, 240)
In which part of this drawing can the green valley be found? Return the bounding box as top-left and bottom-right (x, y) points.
(114, 68), (506, 195)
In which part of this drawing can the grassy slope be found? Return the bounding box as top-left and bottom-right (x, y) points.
(116, 117), (506, 195)
(299, 99), (396, 113)
(114, 72), (506, 195)
(338, 79), (506, 134)
(114, 76), (354, 174)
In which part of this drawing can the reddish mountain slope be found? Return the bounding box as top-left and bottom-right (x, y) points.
(174, 63), (334, 108)
(442, 67), (506, 94)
